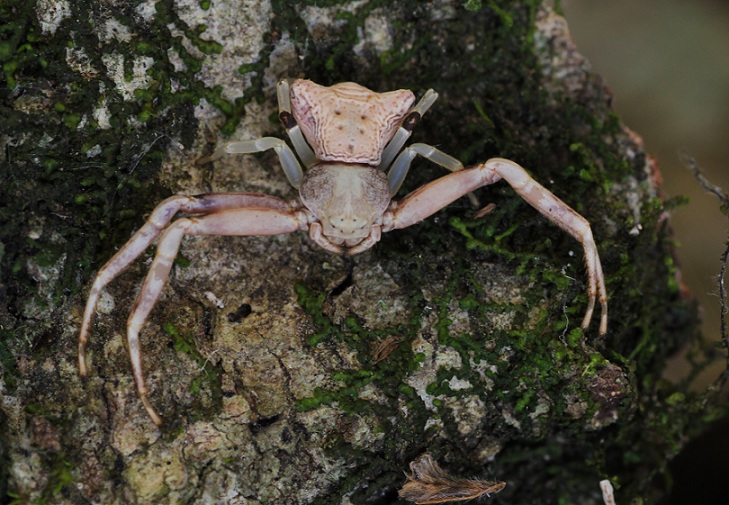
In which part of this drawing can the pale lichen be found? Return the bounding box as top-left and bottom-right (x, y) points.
(35, 0), (71, 35)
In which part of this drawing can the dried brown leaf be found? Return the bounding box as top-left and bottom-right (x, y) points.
(398, 453), (505, 504)
(474, 202), (497, 219)
(372, 335), (402, 363)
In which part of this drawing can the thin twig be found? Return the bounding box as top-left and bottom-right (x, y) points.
(682, 154), (729, 386)
(682, 153), (729, 208)
(600, 480), (616, 505)
(719, 244), (729, 389)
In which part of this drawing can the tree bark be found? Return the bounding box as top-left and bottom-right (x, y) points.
(0, 1), (715, 504)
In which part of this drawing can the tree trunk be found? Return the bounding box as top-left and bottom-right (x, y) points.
(0, 1), (717, 504)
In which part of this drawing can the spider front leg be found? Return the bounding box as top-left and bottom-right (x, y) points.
(79, 193), (303, 425)
(126, 206), (304, 425)
(386, 157), (608, 336)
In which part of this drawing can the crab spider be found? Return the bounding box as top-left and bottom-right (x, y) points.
(78, 79), (608, 426)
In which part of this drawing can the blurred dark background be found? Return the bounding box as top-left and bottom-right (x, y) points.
(564, 1), (729, 503)
(565, 0), (729, 386)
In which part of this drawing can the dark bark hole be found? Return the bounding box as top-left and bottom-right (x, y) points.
(228, 303), (252, 323)
(250, 414), (281, 434)
(329, 271), (354, 297)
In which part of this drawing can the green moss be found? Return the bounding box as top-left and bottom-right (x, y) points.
(39, 455), (74, 505)
(62, 113), (82, 129)
(295, 283), (335, 346)
(293, 278), (435, 483)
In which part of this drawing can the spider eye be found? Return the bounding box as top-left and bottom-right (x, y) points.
(330, 215), (364, 234)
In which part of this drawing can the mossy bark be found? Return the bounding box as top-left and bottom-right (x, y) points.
(0, 1), (721, 504)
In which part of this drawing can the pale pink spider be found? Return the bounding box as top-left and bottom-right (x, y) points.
(78, 79), (608, 425)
